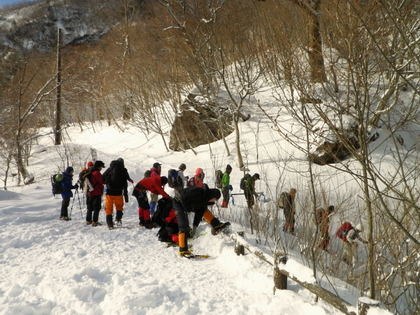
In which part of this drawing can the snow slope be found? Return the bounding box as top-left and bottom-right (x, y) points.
(0, 86), (398, 314)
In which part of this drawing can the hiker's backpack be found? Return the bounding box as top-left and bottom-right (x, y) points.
(168, 169), (183, 188)
(152, 198), (173, 227)
(51, 173), (64, 196)
(278, 191), (289, 209)
(79, 169), (92, 194)
(240, 174), (251, 190)
(215, 170), (223, 188)
(144, 170), (151, 179)
(103, 160), (126, 189)
(336, 222), (353, 241)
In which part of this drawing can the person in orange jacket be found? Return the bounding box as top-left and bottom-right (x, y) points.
(133, 176), (169, 229)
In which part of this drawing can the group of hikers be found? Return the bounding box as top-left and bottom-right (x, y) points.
(55, 160), (368, 263)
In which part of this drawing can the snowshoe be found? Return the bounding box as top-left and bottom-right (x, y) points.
(179, 251), (194, 259)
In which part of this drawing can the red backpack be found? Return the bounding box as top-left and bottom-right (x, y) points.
(336, 222), (353, 241)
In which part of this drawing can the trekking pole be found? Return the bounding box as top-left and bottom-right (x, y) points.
(69, 193), (76, 218)
(75, 188), (84, 218)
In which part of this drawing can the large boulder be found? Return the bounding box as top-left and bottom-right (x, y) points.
(169, 94), (234, 151)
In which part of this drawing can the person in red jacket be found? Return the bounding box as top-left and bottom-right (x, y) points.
(86, 160), (106, 226)
(188, 168), (205, 188)
(149, 162), (162, 214)
(133, 176), (169, 229)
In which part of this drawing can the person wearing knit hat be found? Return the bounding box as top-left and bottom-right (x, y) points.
(86, 161), (106, 226)
(59, 166), (79, 221)
(172, 184), (230, 258)
(220, 164), (233, 208)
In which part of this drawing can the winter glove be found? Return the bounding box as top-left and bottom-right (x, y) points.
(228, 185), (233, 191)
(73, 184), (79, 190)
(129, 179), (134, 183)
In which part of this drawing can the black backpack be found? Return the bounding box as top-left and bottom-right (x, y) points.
(51, 173), (64, 196)
(215, 170), (223, 188)
(152, 198), (173, 227)
(240, 174), (251, 190)
(103, 160), (126, 189)
(168, 169), (183, 188)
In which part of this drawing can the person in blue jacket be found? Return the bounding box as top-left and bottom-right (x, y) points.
(60, 166), (79, 221)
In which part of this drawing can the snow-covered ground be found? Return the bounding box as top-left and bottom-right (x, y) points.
(0, 86), (399, 314)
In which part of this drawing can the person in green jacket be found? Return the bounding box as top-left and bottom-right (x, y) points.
(221, 164), (233, 208)
(245, 173), (260, 210)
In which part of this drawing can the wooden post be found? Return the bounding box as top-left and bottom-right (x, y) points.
(358, 297), (380, 315)
(234, 231), (245, 255)
(274, 253), (288, 290)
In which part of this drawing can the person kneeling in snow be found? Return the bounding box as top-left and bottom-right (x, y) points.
(133, 176), (169, 229)
(172, 185), (230, 258)
(152, 197), (180, 244)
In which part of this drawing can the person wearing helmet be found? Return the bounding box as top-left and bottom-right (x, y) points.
(342, 223), (368, 266)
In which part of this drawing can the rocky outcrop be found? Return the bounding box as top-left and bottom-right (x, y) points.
(0, 0), (110, 54)
(169, 94), (234, 151)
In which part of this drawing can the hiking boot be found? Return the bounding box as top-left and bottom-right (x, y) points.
(179, 250), (194, 259)
(139, 218), (145, 226)
(60, 217), (71, 221)
(144, 220), (155, 229)
(116, 219), (122, 226)
(92, 222), (102, 227)
(106, 214), (114, 229)
(86, 221), (93, 225)
(211, 222), (231, 235)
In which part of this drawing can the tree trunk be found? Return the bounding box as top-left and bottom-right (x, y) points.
(234, 114), (245, 169)
(308, 2), (327, 82)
